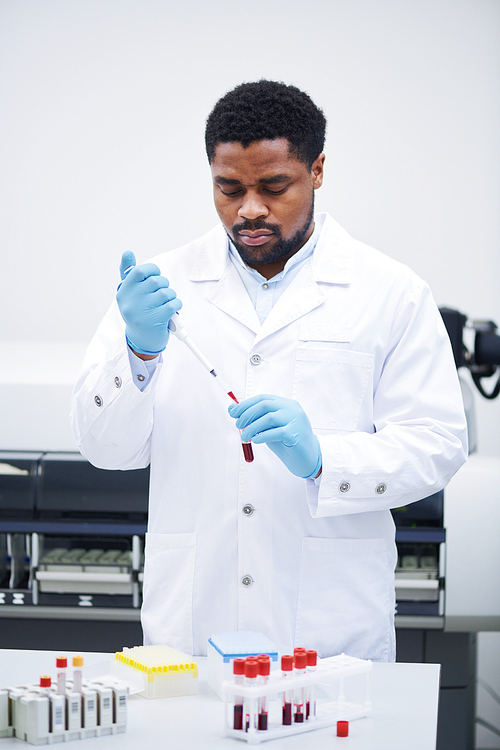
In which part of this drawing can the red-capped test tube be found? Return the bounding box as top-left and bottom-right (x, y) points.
(293, 651), (307, 722)
(244, 657), (258, 732)
(306, 650), (317, 719)
(39, 676), (52, 694)
(56, 656), (67, 695)
(227, 392), (254, 463)
(232, 658), (245, 730)
(281, 655), (293, 725)
(257, 655), (270, 730)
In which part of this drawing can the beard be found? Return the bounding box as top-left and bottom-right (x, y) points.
(228, 196), (315, 268)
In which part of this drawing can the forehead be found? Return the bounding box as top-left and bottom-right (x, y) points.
(211, 138), (308, 182)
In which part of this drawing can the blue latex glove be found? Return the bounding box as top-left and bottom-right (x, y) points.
(228, 394), (322, 479)
(116, 251), (182, 355)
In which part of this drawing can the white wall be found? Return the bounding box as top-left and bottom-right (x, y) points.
(1, 0), (499, 455)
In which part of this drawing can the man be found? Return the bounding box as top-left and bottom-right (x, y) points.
(71, 80), (467, 661)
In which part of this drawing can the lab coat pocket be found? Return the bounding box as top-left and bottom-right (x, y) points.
(141, 532), (196, 654)
(295, 537), (391, 661)
(293, 348), (372, 431)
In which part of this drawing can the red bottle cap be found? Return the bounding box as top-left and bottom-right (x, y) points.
(337, 720), (349, 737)
(257, 657), (270, 676)
(293, 647), (306, 654)
(281, 654), (293, 671)
(306, 650), (317, 667)
(294, 651), (307, 669)
(40, 676), (51, 688)
(244, 659), (258, 678)
(233, 658), (245, 675)
(56, 657), (67, 668)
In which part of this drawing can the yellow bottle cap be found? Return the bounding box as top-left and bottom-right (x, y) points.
(73, 655), (84, 667)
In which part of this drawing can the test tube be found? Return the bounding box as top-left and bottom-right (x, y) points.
(244, 658), (258, 732)
(305, 650), (317, 719)
(232, 658), (245, 730)
(39, 677), (51, 694)
(72, 655), (83, 693)
(293, 651), (307, 722)
(227, 392), (254, 463)
(257, 655), (270, 730)
(56, 657), (67, 696)
(281, 655), (293, 725)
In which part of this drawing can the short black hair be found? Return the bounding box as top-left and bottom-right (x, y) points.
(205, 80), (326, 168)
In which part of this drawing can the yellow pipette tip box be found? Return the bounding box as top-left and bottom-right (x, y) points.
(115, 645), (198, 699)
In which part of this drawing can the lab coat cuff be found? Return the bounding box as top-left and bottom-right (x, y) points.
(128, 348), (162, 391)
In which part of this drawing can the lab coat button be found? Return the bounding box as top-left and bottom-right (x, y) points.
(250, 354), (262, 365)
(94, 395), (103, 407)
(241, 575), (253, 587)
(114, 376), (122, 388)
(376, 483), (387, 494)
(242, 504), (254, 516)
(339, 481), (350, 493)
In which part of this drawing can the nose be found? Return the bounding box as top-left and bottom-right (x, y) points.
(238, 190), (269, 221)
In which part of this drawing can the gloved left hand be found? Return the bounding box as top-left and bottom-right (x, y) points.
(228, 394), (322, 479)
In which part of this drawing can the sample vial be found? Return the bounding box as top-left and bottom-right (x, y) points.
(257, 655), (270, 730)
(56, 657), (67, 696)
(232, 658), (245, 730)
(39, 676), (51, 694)
(72, 655), (84, 693)
(244, 658), (258, 732)
(306, 649), (317, 719)
(293, 651), (307, 722)
(281, 655), (293, 725)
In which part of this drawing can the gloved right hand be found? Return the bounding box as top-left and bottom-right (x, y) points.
(116, 251), (182, 356)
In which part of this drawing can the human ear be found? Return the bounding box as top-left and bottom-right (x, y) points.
(311, 153), (325, 189)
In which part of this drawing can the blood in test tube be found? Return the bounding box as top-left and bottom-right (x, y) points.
(242, 442), (254, 462)
(56, 657), (67, 695)
(293, 651), (307, 722)
(257, 655), (270, 730)
(305, 649), (317, 719)
(227, 391), (255, 463)
(244, 658), (258, 732)
(281, 655), (293, 725)
(232, 658), (245, 730)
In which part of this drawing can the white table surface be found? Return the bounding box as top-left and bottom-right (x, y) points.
(0, 649), (440, 749)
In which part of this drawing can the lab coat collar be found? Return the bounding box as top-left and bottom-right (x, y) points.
(188, 214), (353, 285)
(188, 213), (352, 338)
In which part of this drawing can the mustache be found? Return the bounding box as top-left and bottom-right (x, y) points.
(232, 220), (281, 234)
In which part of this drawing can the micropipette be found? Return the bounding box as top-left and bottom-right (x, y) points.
(168, 312), (254, 463)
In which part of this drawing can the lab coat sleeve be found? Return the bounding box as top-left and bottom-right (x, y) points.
(70, 300), (160, 470)
(306, 281), (468, 518)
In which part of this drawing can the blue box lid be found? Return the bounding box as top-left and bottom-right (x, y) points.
(208, 631), (278, 662)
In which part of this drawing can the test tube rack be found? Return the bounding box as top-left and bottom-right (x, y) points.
(0, 676), (127, 745)
(222, 653), (372, 745)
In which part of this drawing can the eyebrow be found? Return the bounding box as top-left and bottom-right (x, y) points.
(214, 174), (291, 186)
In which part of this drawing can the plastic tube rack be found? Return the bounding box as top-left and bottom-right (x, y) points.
(0, 676), (127, 745)
(222, 653), (372, 745)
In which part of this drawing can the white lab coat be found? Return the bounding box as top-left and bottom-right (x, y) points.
(71, 213), (467, 661)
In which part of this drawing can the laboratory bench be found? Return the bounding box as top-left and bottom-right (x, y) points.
(0, 649), (440, 750)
